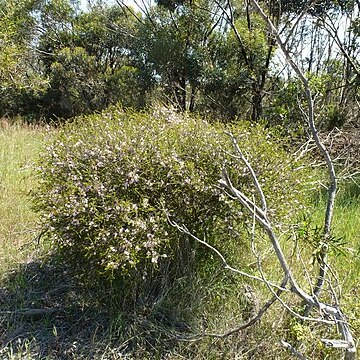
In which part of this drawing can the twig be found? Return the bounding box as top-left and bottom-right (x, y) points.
(225, 132), (267, 213)
(167, 217), (288, 293)
(245, 2), (356, 358)
(177, 277), (288, 341)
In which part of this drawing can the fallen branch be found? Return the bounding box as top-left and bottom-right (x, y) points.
(169, 131), (355, 356)
(176, 277), (289, 341)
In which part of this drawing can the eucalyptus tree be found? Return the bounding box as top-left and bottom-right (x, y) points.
(37, 1), (140, 119)
(128, 0), (280, 120)
(130, 0), (228, 112)
(0, 0), (48, 117)
(267, 0), (360, 129)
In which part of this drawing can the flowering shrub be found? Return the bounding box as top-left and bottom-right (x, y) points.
(34, 106), (313, 280)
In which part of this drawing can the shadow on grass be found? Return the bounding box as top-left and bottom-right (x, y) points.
(0, 257), (118, 359)
(0, 255), (210, 359)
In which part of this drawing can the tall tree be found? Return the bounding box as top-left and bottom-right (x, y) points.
(131, 0), (226, 112)
(37, 1), (140, 118)
(0, 0), (48, 117)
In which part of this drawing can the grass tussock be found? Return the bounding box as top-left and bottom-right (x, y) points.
(312, 183), (360, 341)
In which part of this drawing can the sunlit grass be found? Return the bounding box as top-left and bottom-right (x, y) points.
(309, 183), (360, 343)
(312, 182), (360, 290)
(332, 203), (360, 284)
(0, 120), (47, 278)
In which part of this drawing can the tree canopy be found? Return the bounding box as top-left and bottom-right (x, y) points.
(0, 0), (358, 127)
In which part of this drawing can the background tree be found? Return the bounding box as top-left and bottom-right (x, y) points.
(38, 1), (141, 119)
(131, 0), (226, 112)
(0, 0), (48, 118)
(0, 0), (358, 126)
(267, 0), (360, 130)
(129, 0), (280, 120)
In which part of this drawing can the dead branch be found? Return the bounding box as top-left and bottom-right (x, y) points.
(169, 130), (355, 355)
(176, 277), (289, 341)
(222, 130), (354, 355)
(321, 14), (360, 77)
(243, 2), (356, 358)
(168, 218), (288, 293)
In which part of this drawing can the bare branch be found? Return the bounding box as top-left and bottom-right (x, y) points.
(248, 0), (337, 235)
(245, 1), (356, 356)
(321, 15), (360, 77)
(220, 162), (310, 303)
(167, 217), (288, 292)
(115, 0), (145, 25)
(225, 132), (267, 213)
(213, 0), (251, 68)
(177, 295), (278, 341)
(282, 0), (319, 47)
(177, 276), (289, 341)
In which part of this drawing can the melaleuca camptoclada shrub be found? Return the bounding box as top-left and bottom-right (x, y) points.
(34, 106), (313, 287)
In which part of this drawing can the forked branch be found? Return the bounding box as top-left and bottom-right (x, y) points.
(244, 1), (355, 358)
(169, 131), (355, 356)
(223, 132), (355, 356)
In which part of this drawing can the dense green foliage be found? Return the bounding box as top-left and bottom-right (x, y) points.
(0, 0), (358, 128)
(34, 107), (313, 286)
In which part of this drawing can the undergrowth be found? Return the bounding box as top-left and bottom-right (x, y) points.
(33, 105), (313, 305)
(0, 113), (359, 359)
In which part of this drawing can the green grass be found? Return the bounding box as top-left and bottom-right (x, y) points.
(333, 200), (360, 342)
(0, 120), (47, 277)
(332, 202), (360, 288)
(0, 119), (359, 359)
(311, 182), (360, 291)
(311, 186), (360, 343)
